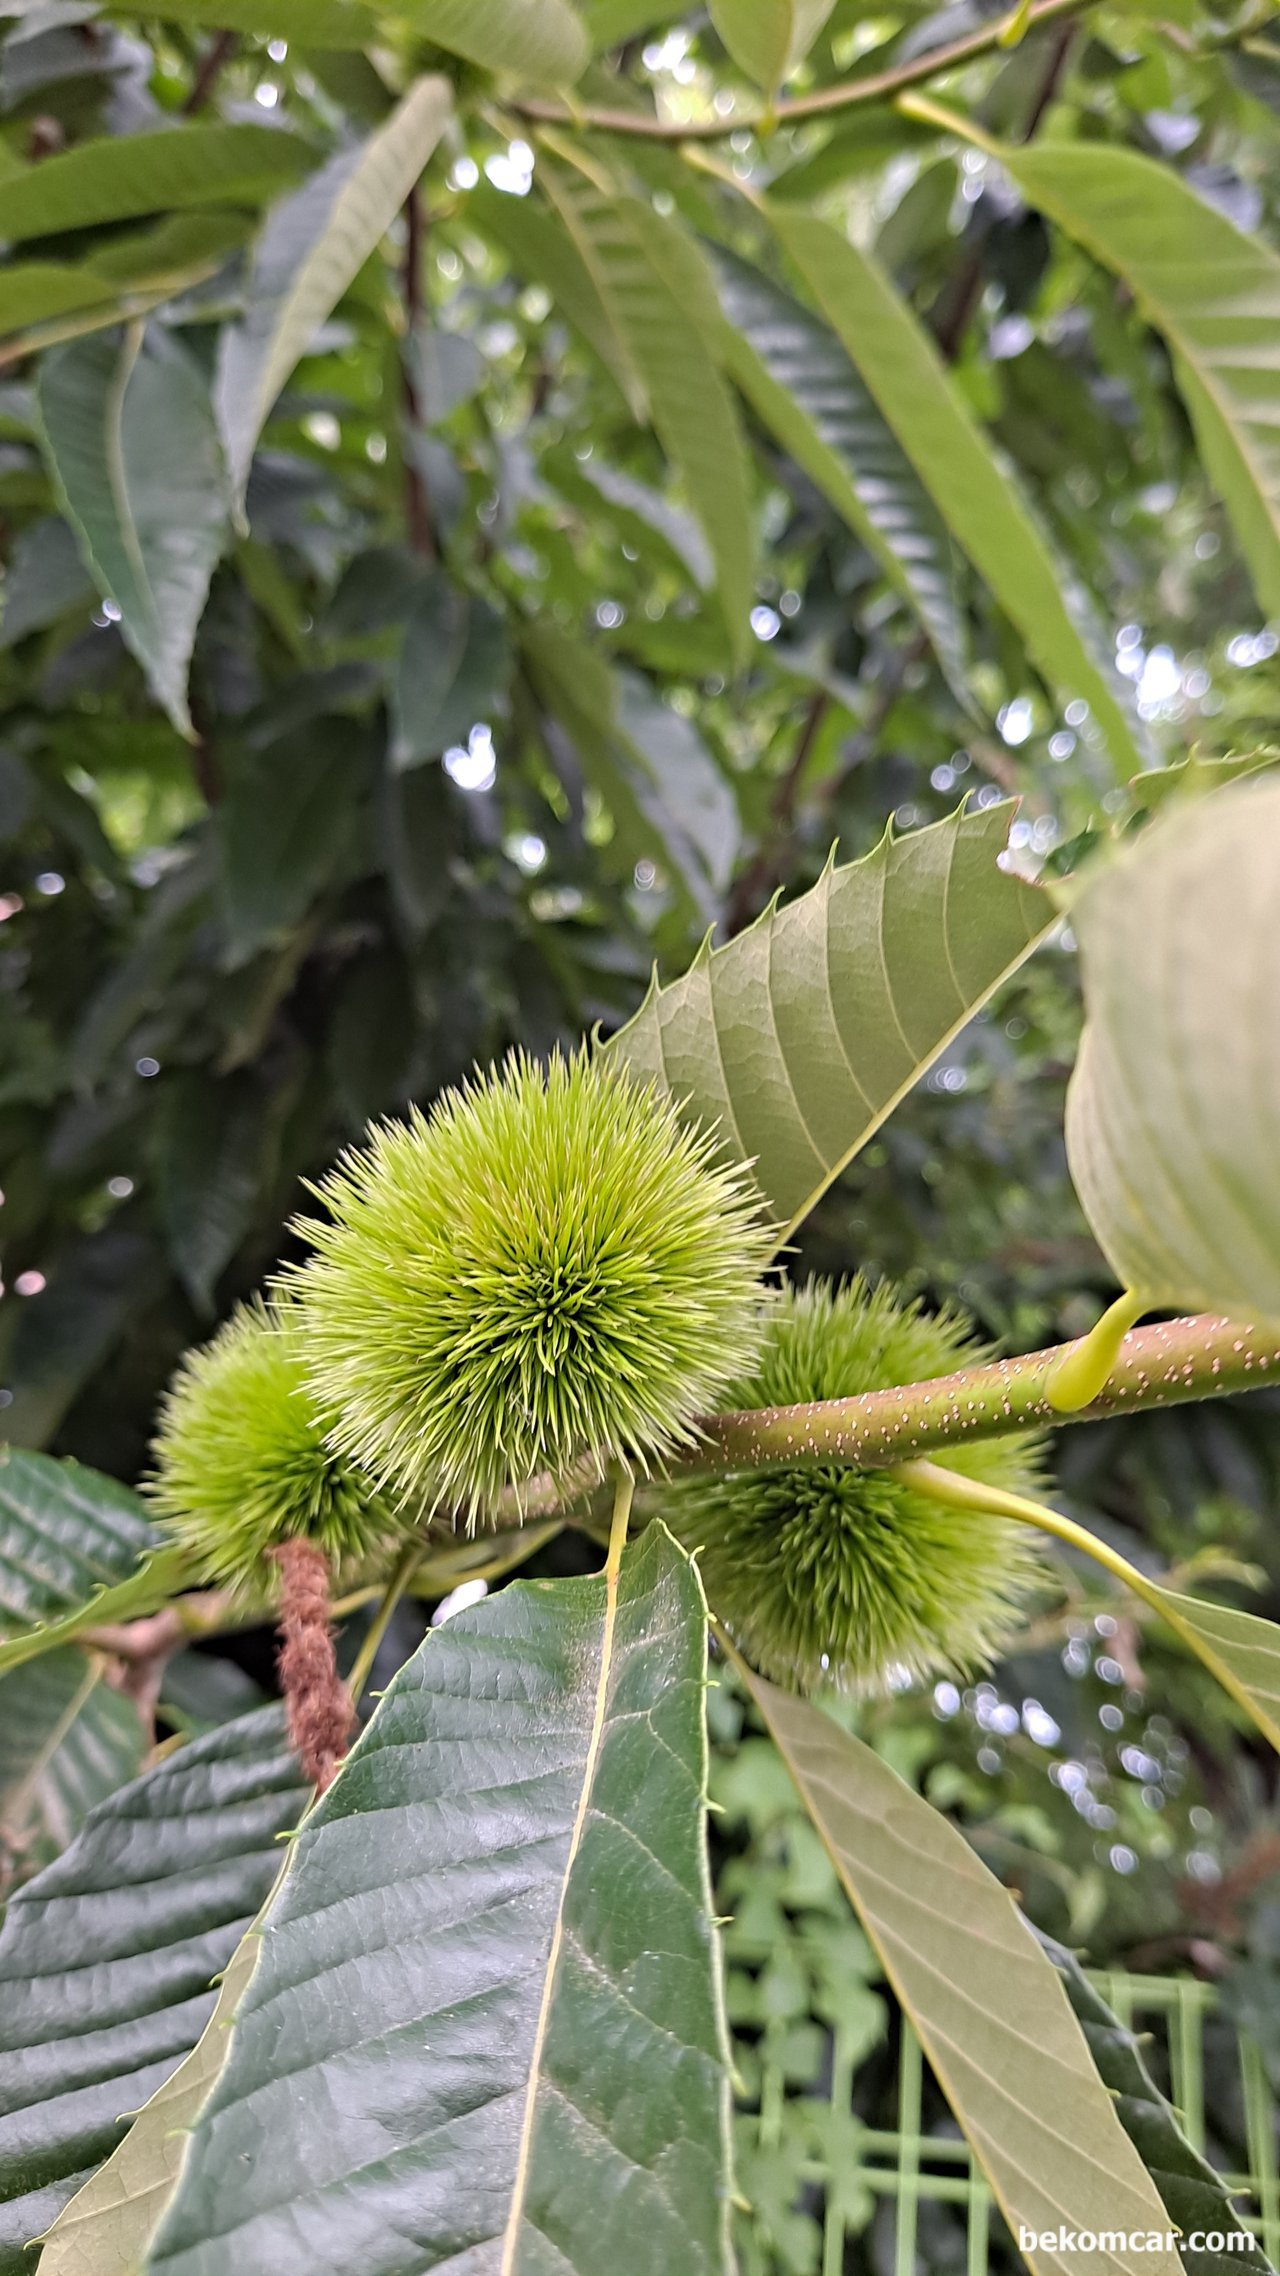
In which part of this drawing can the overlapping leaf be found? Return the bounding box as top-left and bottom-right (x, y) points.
(0, 126), (310, 243)
(537, 156), (756, 667)
(394, 0), (587, 82)
(0, 1448), (181, 1675)
(0, 1648), (146, 1906)
(44, 1524), (732, 2276)
(1145, 1582), (1280, 1756)
(762, 204), (1148, 771)
(37, 329), (230, 736)
(710, 244), (968, 698)
(525, 622), (737, 917)
(468, 179), (644, 411)
(0, 1708), (307, 2273)
(740, 1666), (1184, 2276)
(1042, 1936), (1275, 2276)
(391, 572), (507, 770)
(708, 0), (836, 93)
(607, 800), (1052, 1241)
(215, 77), (452, 505)
(990, 139), (1280, 616)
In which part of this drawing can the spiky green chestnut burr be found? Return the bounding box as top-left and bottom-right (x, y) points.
(288, 1050), (774, 1519)
(660, 1277), (1049, 1695)
(148, 1296), (398, 1593)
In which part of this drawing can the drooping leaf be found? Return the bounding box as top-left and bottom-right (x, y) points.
(151, 1073), (269, 1315)
(0, 125), (311, 244)
(0, 1648), (147, 1905)
(0, 1708), (307, 2273)
(390, 572), (508, 770)
(607, 799), (1052, 1242)
(37, 328), (230, 736)
(988, 138), (1280, 617)
(467, 180), (644, 413)
(392, 0), (588, 83)
(615, 673), (739, 899)
(0, 515), (94, 647)
(1144, 1581), (1280, 1756)
(82, 211), (251, 294)
(739, 1664), (1184, 2276)
(0, 265), (117, 340)
(215, 77), (452, 505)
(709, 244), (969, 699)
(52, 1525), (733, 2276)
(0, 1229), (169, 1459)
(525, 621), (737, 917)
(762, 204), (1148, 771)
(708, 0), (837, 93)
(215, 721), (372, 964)
(546, 445), (714, 590)
(537, 156), (756, 668)
(0, 1447), (182, 1676)
(1065, 773), (1280, 1327)
(1040, 1935), (1275, 2276)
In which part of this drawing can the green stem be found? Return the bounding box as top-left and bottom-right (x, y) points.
(511, 0), (1088, 142)
(347, 1541), (421, 1706)
(894, 1458), (1280, 1753)
(605, 1471), (634, 1582)
(688, 1312), (1280, 1477)
(891, 1456), (1163, 1608)
(1045, 1289), (1146, 1413)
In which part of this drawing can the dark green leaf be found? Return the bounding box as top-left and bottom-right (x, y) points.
(1040, 1936), (1275, 2276)
(707, 0), (836, 95)
(0, 265), (117, 341)
(0, 516), (93, 648)
(0, 1647), (147, 1904)
(390, 574), (508, 770)
(151, 1074), (268, 1315)
(215, 721), (371, 963)
(0, 1708), (307, 2273)
(51, 1526), (734, 2276)
(524, 622), (735, 918)
(37, 328), (230, 736)
(0, 1447), (181, 1675)
(0, 125), (312, 245)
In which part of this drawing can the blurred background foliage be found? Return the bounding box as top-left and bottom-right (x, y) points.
(1, 0), (1279, 2263)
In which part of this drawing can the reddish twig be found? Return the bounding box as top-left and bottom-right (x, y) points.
(401, 184), (436, 560)
(513, 0), (1088, 139)
(184, 28), (237, 116)
(272, 1538), (355, 1792)
(724, 689), (830, 936)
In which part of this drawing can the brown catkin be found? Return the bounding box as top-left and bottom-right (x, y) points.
(271, 1537), (355, 1791)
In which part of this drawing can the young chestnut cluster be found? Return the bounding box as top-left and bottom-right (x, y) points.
(150, 1049), (1044, 1699)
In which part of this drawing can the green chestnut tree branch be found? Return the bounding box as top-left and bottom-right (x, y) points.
(684, 1311), (1280, 1476)
(511, 0), (1088, 142)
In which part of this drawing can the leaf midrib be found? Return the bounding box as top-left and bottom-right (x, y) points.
(497, 1530), (623, 2274)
